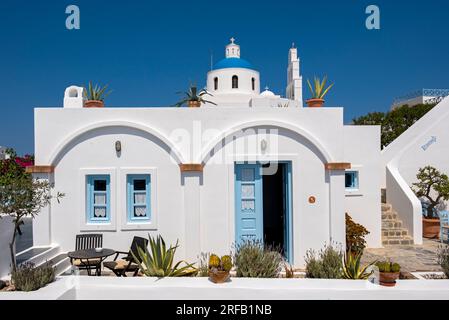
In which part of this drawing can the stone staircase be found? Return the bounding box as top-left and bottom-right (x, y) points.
(382, 203), (414, 246)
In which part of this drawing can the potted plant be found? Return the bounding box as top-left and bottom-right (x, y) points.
(83, 82), (112, 108)
(306, 76), (334, 108)
(342, 250), (375, 280)
(412, 166), (449, 239)
(208, 254), (232, 283)
(175, 85), (217, 108)
(375, 260), (400, 287)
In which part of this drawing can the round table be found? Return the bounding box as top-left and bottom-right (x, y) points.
(67, 248), (116, 276)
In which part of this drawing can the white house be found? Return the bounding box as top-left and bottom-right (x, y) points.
(25, 39), (382, 268)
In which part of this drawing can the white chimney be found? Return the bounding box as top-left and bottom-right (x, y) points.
(63, 86), (85, 108)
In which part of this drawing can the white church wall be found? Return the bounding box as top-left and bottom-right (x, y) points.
(343, 125), (382, 248)
(32, 106), (379, 267)
(200, 128), (334, 267)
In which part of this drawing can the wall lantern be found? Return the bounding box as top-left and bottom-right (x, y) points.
(115, 141), (122, 153)
(261, 139), (267, 152)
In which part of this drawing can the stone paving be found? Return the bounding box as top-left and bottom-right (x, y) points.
(362, 239), (446, 272)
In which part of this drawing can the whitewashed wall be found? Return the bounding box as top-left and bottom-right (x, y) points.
(33, 106), (380, 267)
(344, 126), (382, 248)
(0, 216), (14, 278)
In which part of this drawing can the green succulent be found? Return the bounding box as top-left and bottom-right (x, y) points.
(83, 82), (112, 101)
(132, 234), (197, 277)
(306, 76), (334, 99)
(221, 255), (233, 272)
(342, 250), (374, 280)
(209, 254), (221, 269)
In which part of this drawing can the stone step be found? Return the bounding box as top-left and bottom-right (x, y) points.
(382, 213), (398, 220)
(382, 229), (409, 237)
(381, 203), (392, 212)
(382, 238), (414, 246)
(382, 221), (403, 229)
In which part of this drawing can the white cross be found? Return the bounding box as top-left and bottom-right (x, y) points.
(230, 37), (235, 44)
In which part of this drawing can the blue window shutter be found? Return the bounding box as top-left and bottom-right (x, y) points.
(127, 174), (151, 222)
(86, 175), (110, 223)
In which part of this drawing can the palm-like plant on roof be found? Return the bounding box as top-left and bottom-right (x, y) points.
(83, 82), (112, 102)
(175, 85), (217, 107)
(307, 76), (334, 100)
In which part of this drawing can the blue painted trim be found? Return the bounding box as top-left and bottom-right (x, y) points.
(126, 174), (151, 223)
(235, 164), (263, 245)
(86, 175), (110, 223)
(345, 171), (359, 190)
(213, 57), (255, 70)
(283, 161), (293, 263)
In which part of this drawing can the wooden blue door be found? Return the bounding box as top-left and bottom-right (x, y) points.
(235, 164), (263, 244)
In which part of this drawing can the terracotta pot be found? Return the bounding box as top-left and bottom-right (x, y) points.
(188, 100), (201, 108)
(423, 218), (440, 239)
(306, 98), (324, 108)
(84, 100), (104, 108)
(209, 270), (230, 284)
(379, 272), (400, 287)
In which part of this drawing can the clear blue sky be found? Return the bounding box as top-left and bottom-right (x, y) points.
(1, 0), (448, 155)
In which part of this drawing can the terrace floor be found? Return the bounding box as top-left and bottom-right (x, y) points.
(362, 239), (444, 272)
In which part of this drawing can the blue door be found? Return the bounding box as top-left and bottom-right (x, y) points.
(235, 164), (263, 244)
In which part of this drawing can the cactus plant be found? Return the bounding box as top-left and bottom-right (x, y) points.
(209, 254), (221, 269)
(221, 255), (233, 272)
(375, 260), (401, 287)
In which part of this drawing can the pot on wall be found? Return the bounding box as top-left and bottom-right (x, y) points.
(422, 217), (440, 239)
(306, 98), (324, 108)
(379, 272), (400, 287)
(208, 270), (230, 284)
(84, 100), (105, 108)
(188, 100), (201, 108)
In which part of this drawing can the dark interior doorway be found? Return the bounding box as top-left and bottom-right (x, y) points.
(262, 163), (286, 255)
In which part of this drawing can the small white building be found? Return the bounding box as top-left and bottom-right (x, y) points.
(391, 89), (449, 109)
(27, 39), (382, 268)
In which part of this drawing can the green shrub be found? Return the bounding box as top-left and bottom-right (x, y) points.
(11, 262), (55, 291)
(197, 252), (210, 277)
(305, 243), (343, 279)
(375, 260), (401, 273)
(234, 239), (283, 278)
(437, 245), (449, 278)
(345, 213), (369, 254)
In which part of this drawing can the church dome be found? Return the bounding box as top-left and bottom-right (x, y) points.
(260, 88), (275, 97)
(213, 57), (255, 70)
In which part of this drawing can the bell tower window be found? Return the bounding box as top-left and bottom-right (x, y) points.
(251, 77), (255, 91)
(214, 77), (218, 90)
(232, 75), (238, 89)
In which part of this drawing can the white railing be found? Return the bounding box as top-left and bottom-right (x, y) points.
(386, 164), (423, 245)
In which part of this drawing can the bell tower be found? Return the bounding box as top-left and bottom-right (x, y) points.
(286, 43), (303, 107)
(225, 37), (240, 58)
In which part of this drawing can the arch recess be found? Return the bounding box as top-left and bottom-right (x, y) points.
(199, 119), (334, 164)
(48, 120), (185, 165)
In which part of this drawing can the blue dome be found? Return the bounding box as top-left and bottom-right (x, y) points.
(212, 57), (255, 70)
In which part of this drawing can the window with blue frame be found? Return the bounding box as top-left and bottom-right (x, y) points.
(86, 175), (110, 223)
(345, 171), (359, 190)
(127, 174), (151, 222)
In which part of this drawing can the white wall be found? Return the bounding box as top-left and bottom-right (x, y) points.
(0, 216), (14, 279)
(32, 106), (379, 267)
(343, 126), (382, 248)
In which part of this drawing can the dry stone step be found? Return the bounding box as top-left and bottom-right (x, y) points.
(382, 221), (403, 229)
(382, 213), (398, 220)
(382, 229), (409, 237)
(381, 203), (392, 212)
(382, 238), (414, 246)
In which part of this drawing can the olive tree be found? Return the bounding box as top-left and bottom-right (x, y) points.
(412, 166), (449, 219)
(0, 149), (63, 271)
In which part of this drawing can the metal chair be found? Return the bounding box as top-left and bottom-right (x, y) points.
(71, 234), (103, 273)
(104, 236), (148, 277)
(439, 211), (449, 244)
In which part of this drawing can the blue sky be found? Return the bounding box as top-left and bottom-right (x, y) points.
(0, 0), (448, 154)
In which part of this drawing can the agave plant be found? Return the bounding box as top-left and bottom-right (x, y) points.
(83, 82), (112, 101)
(306, 76), (334, 99)
(132, 234), (197, 277)
(174, 85), (217, 107)
(342, 250), (375, 280)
